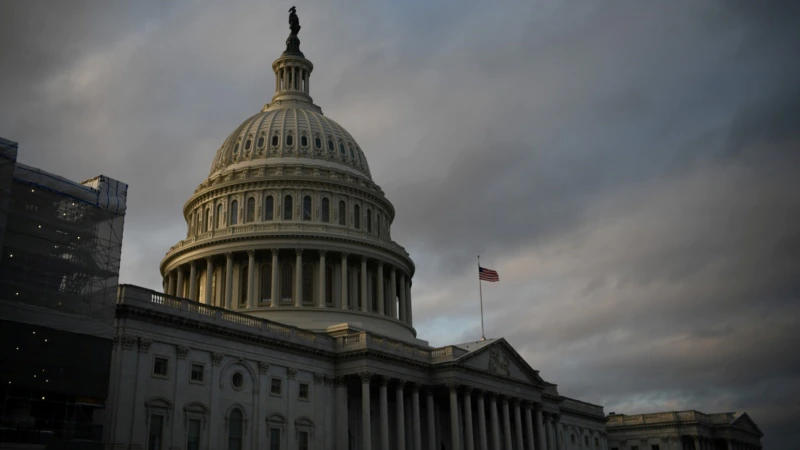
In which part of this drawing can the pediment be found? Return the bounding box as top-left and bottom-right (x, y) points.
(732, 413), (763, 437)
(456, 339), (545, 386)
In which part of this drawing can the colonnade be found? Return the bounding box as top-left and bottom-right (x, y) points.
(163, 248), (413, 324)
(334, 374), (595, 450)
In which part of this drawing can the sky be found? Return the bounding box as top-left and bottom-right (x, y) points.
(2, 0), (799, 446)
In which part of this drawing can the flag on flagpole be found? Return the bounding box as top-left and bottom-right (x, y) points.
(479, 266), (499, 282)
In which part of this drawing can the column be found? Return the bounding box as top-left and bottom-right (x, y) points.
(490, 394), (501, 450)
(360, 257), (368, 312)
(294, 249), (303, 307)
(412, 385), (422, 450)
(389, 268), (397, 318)
(502, 398), (513, 450)
(726, 439), (734, 450)
(524, 403), (535, 450)
(514, 400), (524, 450)
(377, 262), (385, 315)
(535, 405), (546, 450)
(341, 253), (349, 309)
(427, 389), (437, 450)
(318, 251), (327, 307)
(167, 271), (176, 296)
(175, 267), (184, 298)
(545, 415), (555, 450)
(399, 273), (408, 322)
(463, 387), (475, 450)
(694, 436), (701, 450)
(225, 253), (234, 309)
(335, 377), (348, 450)
(476, 391), (489, 450)
(247, 250), (255, 308)
(204, 257), (214, 304)
(406, 279), (413, 326)
(360, 373), (372, 450)
(448, 384), (461, 450)
(379, 377), (389, 450)
(188, 260), (198, 301)
(396, 381), (406, 450)
(271, 249), (279, 307)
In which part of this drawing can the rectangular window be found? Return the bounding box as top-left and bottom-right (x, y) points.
(269, 428), (281, 450)
(148, 414), (164, 450)
(187, 419), (201, 450)
(153, 357), (168, 377)
(299, 382), (310, 400)
(190, 363), (204, 383)
(271, 377), (282, 395)
(298, 431), (309, 450)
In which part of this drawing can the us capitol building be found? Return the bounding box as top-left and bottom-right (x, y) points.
(101, 10), (759, 450)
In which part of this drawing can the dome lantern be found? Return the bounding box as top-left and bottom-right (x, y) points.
(267, 6), (315, 108)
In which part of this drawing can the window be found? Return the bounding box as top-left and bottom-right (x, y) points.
(216, 204), (224, 228)
(376, 213), (381, 236)
(301, 135), (308, 147)
(148, 414), (165, 450)
(314, 136), (321, 149)
(299, 382), (310, 400)
(339, 142), (346, 156)
(302, 263), (314, 304)
(349, 147), (355, 161)
(283, 195), (293, 220)
(366, 208), (372, 233)
(271, 378), (283, 395)
(264, 195), (274, 221)
(269, 428), (281, 450)
(338, 201), (346, 226)
(353, 204), (361, 229)
(286, 134), (294, 147)
(321, 198), (330, 223)
(246, 197), (255, 223)
(240, 266), (248, 307)
(244, 139), (252, 150)
(187, 418), (201, 450)
(326, 266), (334, 305)
(257, 136), (265, 148)
(230, 200), (238, 225)
(261, 264), (272, 303)
(232, 372), (244, 389)
(281, 263), (293, 301)
(303, 195), (312, 221)
(298, 431), (309, 450)
(271, 135), (279, 147)
(228, 409), (243, 450)
(233, 143), (240, 154)
(153, 357), (168, 377)
(204, 209), (210, 232)
(190, 363), (204, 383)
(327, 139), (334, 152)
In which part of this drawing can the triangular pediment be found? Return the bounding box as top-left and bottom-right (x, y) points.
(456, 339), (545, 386)
(732, 413), (763, 437)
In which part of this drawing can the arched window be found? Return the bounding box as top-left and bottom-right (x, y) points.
(257, 136), (265, 148)
(302, 195), (312, 221)
(366, 208), (372, 233)
(271, 135), (279, 147)
(339, 142), (346, 156)
(353, 204), (361, 230)
(246, 197), (255, 223)
(239, 266), (248, 307)
(314, 136), (322, 149)
(286, 134), (293, 147)
(321, 198), (330, 223)
(283, 195), (293, 220)
(261, 264), (272, 304)
(281, 263), (293, 302)
(264, 195), (274, 221)
(228, 408), (243, 450)
(205, 208), (211, 232)
(233, 143), (240, 154)
(300, 135), (308, 147)
(244, 139), (252, 150)
(327, 139), (334, 152)
(338, 201), (346, 226)
(376, 213), (381, 236)
(230, 200), (239, 226)
(216, 204), (224, 229)
(349, 147), (355, 161)
(302, 263), (314, 304)
(325, 265), (334, 306)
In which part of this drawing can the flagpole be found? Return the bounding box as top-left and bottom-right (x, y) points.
(478, 255), (485, 341)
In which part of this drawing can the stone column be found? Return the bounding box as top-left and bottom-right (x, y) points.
(726, 439), (734, 450)
(396, 381), (406, 450)
(225, 253), (234, 309)
(361, 257), (368, 312)
(377, 262), (385, 315)
(524, 403), (535, 450)
(694, 436), (701, 450)
(294, 249), (303, 307)
(204, 257), (214, 304)
(188, 260), (198, 301)
(502, 398), (513, 450)
(546, 415), (555, 450)
(427, 389), (437, 450)
(489, 394), (501, 450)
(399, 273), (408, 322)
(463, 387), (475, 450)
(318, 251), (327, 307)
(389, 267), (397, 318)
(175, 267), (184, 298)
(270, 249), (279, 307)
(448, 384), (461, 450)
(361, 373), (372, 450)
(514, 400), (524, 450)
(167, 271), (176, 296)
(341, 253), (349, 309)
(476, 391), (489, 450)
(335, 377), (348, 450)
(412, 385), (422, 450)
(406, 279), (413, 326)
(247, 250), (255, 308)
(534, 405), (546, 450)
(379, 377), (390, 450)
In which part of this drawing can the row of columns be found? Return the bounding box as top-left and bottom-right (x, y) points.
(163, 250), (413, 325)
(276, 64), (309, 93)
(335, 374), (574, 450)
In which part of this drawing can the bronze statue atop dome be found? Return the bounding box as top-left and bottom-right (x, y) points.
(289, 6), (301, 36)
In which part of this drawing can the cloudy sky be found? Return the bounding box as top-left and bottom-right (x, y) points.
(2, 0), (798, 446)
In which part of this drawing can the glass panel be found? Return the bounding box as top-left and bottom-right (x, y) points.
(230, 200), (238, 225)
(353, 205), (360, 229)
(321, 198), (329, 223)
(190, 364), (204, 382)
(148, 414), (164, 450)
(246, 197), (255, 223)
(264, 195), (274, 221)
(338, 201), (346, 226)
(286, 134), (293, 147)
(283, 195), (293, 220)
(187, 419), (201, 450)
(270, 428), (281, 450)
(315, 137), (321, 149)
(299, 431), (309, 450)
(217, 204), (223, 228)
(303, 196), (312, 221)
(228, 409), (243, 450)
(271, 135), (279, 147)
(257, 136), (265, 148)
(366, 209), (372, 233)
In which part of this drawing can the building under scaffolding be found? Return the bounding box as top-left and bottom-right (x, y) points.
(0, 137), (128, 449)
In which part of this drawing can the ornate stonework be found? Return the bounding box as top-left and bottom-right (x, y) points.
(176, 345), (189, 359)
(488, 347), (511, 377)
(138, 338), (152, 353)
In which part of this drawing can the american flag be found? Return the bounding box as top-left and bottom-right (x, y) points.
(479, 266), (499, 282)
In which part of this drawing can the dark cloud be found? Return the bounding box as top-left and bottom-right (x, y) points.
(1, 0), (798, 446)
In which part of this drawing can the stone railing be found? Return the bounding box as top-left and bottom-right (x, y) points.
(335, 331), (450, 363)
(117, 284), (335, 351)
(606, 410), (712, 427)
(561, 397), (605, 417)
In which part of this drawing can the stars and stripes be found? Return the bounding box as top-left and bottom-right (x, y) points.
(479, 266), (499, 282)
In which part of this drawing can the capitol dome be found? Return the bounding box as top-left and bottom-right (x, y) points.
(159, 26), (417, 342)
